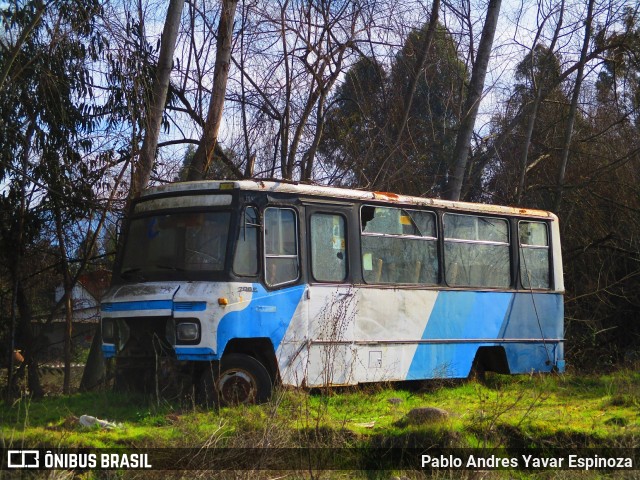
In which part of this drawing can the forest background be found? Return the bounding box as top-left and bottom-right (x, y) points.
(0, 0), (639, 397)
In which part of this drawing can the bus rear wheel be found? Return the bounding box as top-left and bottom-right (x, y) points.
(200, 354), (272, 407)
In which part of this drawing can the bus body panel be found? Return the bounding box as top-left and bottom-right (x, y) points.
(276, 287), (564, 387)
(101, 280), (564, 387)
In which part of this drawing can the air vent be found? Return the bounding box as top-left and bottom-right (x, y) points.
(173, 301), (206, 312)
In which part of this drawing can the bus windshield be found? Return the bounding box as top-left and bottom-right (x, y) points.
(118, 211), (231, 281)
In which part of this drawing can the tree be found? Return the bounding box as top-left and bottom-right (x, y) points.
(0, 0), (105, 396)
(131, 0), (186, 197)
(515, 0), (565, 203)
(392, 0), (441, 147)
(445, 0), (502, 201)
(319, 21), (466, 196)
(553, 0), (595, 211)
(186, 0), (241, 181)
(485, 45), (568, 207)
(484, 4), (640, 368)
(319, 56), (389, 186)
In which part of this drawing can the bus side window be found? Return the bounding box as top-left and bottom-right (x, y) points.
(310, 213), (347, 282)
(443, 214), (510, 288)
(519, 221), (550, 289)
(361, 206), (437, 285)
(264, 208), (299, 286)
(233, 206), (259, 276)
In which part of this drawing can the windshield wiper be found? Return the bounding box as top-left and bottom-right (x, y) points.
(120, 268), (145, 281)
(155, 264), (186, 272)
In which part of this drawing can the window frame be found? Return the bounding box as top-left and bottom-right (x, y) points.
(309, 211), (349, 284)
(232, 205), (260, 277)
(263, 206), (300, 287)
(443, 213), (511, 288)
(359, 205), (438, 285)
(517, 220), (551, 290)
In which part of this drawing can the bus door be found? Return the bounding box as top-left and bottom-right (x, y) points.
(304, 205), (356, 387)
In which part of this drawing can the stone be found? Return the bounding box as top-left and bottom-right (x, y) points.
(405, 407), (449, 424)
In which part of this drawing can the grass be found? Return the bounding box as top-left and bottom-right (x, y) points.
(1, 370), (639, 478)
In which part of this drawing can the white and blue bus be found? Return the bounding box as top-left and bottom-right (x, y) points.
(101, 180), (564, 404)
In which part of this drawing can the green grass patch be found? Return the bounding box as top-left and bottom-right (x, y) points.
(1, 370), (638, 456)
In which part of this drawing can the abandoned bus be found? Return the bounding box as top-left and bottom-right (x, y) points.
(101, 180), (564, 404)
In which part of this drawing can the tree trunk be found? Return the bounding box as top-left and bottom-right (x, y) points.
(516, 0), (565, 204)
(15, 281), (44, 399)
(53, 205), (74, 394)
(279, 2), (292, 180)
(80, 325), (107, 391)
(186, 0), (242, 180)
(302, 93), (326, 181)
(7, 121), (42, 399)
(445, 0), (502, 201)
(78, 158), (130, 392)
(553, 0), (594, 212)
(131, 0), (185, 197)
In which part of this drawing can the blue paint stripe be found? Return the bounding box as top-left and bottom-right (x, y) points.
(102, 300), (206, 312)
(217, 284), (305, 355)
(407, 291), (514, 379)
(102, 344), (116, 358)
(174, 347), (216, 355)
(101, 300), (173, 312)
(175, 347), (217, 361)
(176, 354), (217, 361)
(407, 291), (564, 379)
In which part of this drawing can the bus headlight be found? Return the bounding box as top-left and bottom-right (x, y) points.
(176, 322), (199, 343)
(102, 318), (115, 343)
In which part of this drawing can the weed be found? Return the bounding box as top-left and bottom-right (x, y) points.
(2, 370), (640, 477)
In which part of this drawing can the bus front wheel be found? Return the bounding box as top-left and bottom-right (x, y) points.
(200, 354), (272, 406)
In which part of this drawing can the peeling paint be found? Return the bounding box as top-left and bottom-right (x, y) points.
(141, 180), (555, 218)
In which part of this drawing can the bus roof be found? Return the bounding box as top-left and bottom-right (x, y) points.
(141, 180), (557, 220)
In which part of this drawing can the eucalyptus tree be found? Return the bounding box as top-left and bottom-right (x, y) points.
(0, 0), (106, 396)
(445, 0), (502, 201)
(132, 0), (186, 196)
(553, 0), (595, 211)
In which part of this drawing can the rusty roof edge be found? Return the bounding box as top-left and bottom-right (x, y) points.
(141, 180), (555, 218)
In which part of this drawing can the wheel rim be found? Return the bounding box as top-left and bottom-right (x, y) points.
(217, 368), (257, 404)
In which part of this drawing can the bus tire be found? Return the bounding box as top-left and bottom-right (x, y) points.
(468, 357), (486, 383)
(200, 354), (272, 407)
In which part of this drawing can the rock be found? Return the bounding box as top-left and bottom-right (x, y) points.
(387, 397), (403, 405)
(405, 407), (449, 425)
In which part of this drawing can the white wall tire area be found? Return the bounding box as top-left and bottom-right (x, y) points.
(199, 354), (272, 407)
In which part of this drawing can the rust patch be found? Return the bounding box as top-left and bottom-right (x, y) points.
(373, 191), (400, 201)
